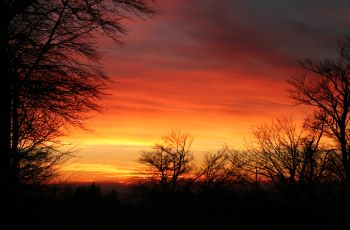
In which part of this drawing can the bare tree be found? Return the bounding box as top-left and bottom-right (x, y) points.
(246, 117), (335, 201)
(15, 98), (72, 185)
(288, 36), (350, 185)
(139, 131), (194, 193)
(0, 0), (155, 189)
(199, 145), (246, 191)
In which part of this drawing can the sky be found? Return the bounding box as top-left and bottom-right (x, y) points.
(60, 0), (350, 183)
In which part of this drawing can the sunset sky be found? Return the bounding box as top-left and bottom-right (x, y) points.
(61, 0), (350, 183)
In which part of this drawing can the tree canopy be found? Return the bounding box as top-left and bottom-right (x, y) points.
(0, 0), (155, 188)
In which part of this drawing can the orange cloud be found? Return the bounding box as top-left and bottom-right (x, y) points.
(61, 0), (350, 183)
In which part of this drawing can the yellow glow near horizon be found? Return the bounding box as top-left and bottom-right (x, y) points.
(58, 162), (145, 183)
(62, 163), (137, 174)
(64, 137), (152, 147)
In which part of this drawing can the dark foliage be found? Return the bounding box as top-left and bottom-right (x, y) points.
(289, 36), (350, 184)
(4, 182), (349, 230)
(0, 0), (155, 189)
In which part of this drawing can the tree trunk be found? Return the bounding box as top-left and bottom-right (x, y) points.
(339, 124), (350, 185)
(11, 80), (20, 186)
(0, 22), (13, 193)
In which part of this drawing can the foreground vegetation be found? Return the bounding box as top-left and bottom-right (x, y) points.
(4, 181), (349, 230)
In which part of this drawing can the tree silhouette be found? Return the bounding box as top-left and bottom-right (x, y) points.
(199, 145), (246, 191)
(246, 117), (335, 201)
(288, 36), (350, 185)
(139, 131), (194, 193)
(0, 0), (154, 190)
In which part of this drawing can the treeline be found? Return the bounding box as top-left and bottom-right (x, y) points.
(136, 125), (347, 206)
(6, 165), (348, 229)
(10, 119), (349, 229)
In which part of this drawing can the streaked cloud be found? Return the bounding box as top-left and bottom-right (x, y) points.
(63, 0), (350, 182)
